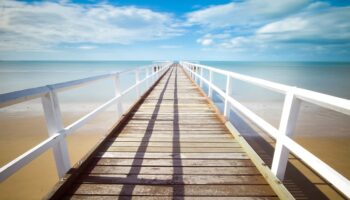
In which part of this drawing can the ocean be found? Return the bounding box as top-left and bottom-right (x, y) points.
(201, 61), (350, 99)
(1, 61), (349, 98)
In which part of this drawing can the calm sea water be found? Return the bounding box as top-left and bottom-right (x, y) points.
(0, 61), (349, 102)
(200, 61), (350, 101)
(0, 61), (152, 102)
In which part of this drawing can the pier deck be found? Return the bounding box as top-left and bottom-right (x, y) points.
(48, 65), (278, 199)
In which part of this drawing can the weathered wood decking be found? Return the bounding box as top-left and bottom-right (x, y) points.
(48, 65), (278, 199)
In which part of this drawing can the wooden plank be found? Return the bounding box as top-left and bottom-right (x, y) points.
(142, 100), (208, 104)
(92, 158), (254, 167)
(69, 184), (276, 196)
(97, 152), (249, 159)
(86, 166), (260, 175)
(136, 108), (212, 112)
(123, 123), (225, 127)
(122, 125), (226, 130)
(118, 131), (231, 136)
(132, 112), (216, 116)
(137, 105), (210, 108)
(126, 120), (222, 124)
(130, 112), (218, 116)
(109, 137), (236, 142)
(65, 196), (279, 200)
(77, 174), (267, 184)
(146, 96), (204, 99)
(129, 117), (220, 121)
(114, 134), (232, 138)
(139, 103), (210, 107)
(106, 141), (241, 147)
(106, 146), (245, 153)
(120, 127), (228, 132)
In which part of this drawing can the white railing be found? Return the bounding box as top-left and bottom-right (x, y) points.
(0, 62), (172, 182)
(181, 61), (350, 198)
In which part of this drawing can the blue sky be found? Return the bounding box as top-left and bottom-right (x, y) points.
(0, 0), (349, 61)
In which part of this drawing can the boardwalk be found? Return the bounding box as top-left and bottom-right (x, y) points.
(48, 65), (278, 199)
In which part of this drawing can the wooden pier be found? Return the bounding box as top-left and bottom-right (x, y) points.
(1, 62), (349, 199)
(47, 64), (281, 199)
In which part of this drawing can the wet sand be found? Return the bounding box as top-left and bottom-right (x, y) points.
(1, 103), (350, 199)
(295, 137), (350, 179)
(0, 109), (117, 200)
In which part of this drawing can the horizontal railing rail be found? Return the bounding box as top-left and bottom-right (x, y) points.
(0, 62), (172, 182)
(181, 61), (350, 198)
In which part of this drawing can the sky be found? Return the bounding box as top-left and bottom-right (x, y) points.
(0, 0), (349, 61)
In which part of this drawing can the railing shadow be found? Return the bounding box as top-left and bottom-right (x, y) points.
(64, 66), (176, 199)
(76, 65), (187, 199)
(115, 66), (175, 199)
(228, 108), (328, 200)
(172, 65), (184, 199)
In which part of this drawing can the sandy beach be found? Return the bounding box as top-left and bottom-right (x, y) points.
(0, 102), (118, 200)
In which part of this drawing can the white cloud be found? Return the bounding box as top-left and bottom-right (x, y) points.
(196, 37), (213, 46)
(191, 1), (350, 58)
(305, 1), (331, 11)
(78, 45), (97, 50)
(200, 39), (213, 46)
(257, 7), (350, 42)
(196, 33), (232, 46)
(186, 0), (309, 28)
(0, 0), (182, 51)
(257, 18), (308, 34)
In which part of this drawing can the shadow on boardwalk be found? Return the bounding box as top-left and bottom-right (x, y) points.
(116, 66), (185, 199)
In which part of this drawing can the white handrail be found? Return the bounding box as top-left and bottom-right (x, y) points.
(181, 61), (350, 198)
(184, 62), (350, 115)
(0, 64), (157, 109)
(0, 62), (172, 182)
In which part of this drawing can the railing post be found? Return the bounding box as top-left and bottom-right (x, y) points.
(224, 75), (233, 119)
(271, 89), (301, 180)
(155, 65), (159, 80)
(192, 65), (197, 83)
(192, 65), (196, 79)
(199, 67), (203, 88)
(41, 88), (71, 179)
(150, 66), (154, 84)
(114, 72), (123, 118)
(208, 70), (213, 98)
(135, 69), (140, 97)
(146, 68), (150, 88)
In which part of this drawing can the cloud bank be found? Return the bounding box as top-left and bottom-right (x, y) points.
(187, 0), (309, 28)
(189, 0), (350, 57)
(0, 0), (349, 60)
(0, 0), (182, 50)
